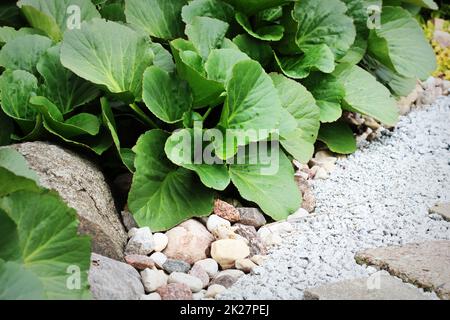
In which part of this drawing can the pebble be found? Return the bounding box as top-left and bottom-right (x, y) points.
(237, 208), (267, 228)
(152, 233), (169, 252)
(205, 284), (226, 298)
(140, 268), (168, 292)
(162, 259), (191, 274)
(124, 254), (155, 270)
(140, 293), (161, 300)
(214, 199), (240, 222)
(189, 264), (210, 288)
(125, 227), (154, 255)
(150, 252), (167, 269)
(168, 272), (204, 293)
(157, 283), (193, 300)
(163, 219), (214, 264)
(210, 270), (245, 288)
(210, 239), (250, 269)
(287, 208), (310, 221)
(193, 290), (206, 300)
(250, 255), (268, 266)
(207, 214), (231, 233)
(193, 258), (219, 278)
(235, 259), (257, 273)
(314, 166), (329, 180)
(234, 224), (267, 256)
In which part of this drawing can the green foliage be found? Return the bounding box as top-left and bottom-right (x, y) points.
(0, 147), (91, 300)
(0, 0), (438, 232)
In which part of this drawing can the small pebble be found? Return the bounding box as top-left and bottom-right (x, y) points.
(141, 268), (168, 293)
(207, 214), (231, 233)
(153, 233), (169, 252)
(205, 284), (226, 298)
(150, 252), (167, 269)
(193, 258), (219, 278)
(162, 259), (191, 274)
(168, 272), (203, 293)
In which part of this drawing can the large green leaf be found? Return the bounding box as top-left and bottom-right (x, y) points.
(17, 0), (100, 41)
(60, 19), (153, 100)
(217, 60), (284, 158)
(204, 48), (250, 84)
(150, 42), (175, 73)
(222, 0), (294, 15)
(229, 144), (301, 220)
(170, 39), (224, 108)
(128, 130), (214, 231)
(303, 73), (345, 123)
(101, 98), (135, 172)
(142, 66), (193, 124)
(0, 69), (39, 122)
(232, 34), (273, 67)
(274, 45), (335, 79)
(165, 128), (230, 190)
(318, 122), (357, 154)
(0, 260), (44, 300)
(395, 0), (437, 9)
(182, 0), (235, 25)
(293, 0), (356, 60)
(334, 64), (399, 127)
(185, 16), (229, 61)
(37, 45), (99, 115)
(270, 74), (320, 164)
(0, 190), (91, 299)
(0, 34), (52, 74)
(0, 26), (43, 45)
(125, 0), (186, 40)
(367, 6), (436, 80)
(235, 12), (284, 41)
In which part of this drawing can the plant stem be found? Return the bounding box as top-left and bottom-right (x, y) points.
(129, 103), (158, 129)
(202, 107), (213, 121)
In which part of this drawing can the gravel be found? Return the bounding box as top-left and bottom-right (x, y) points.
(220, 96), (450, 300)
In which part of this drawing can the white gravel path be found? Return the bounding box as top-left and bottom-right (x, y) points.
(220, 96), (450, 300)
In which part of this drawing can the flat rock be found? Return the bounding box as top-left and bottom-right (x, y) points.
(214, 199), (240, 222)
(211, 239), (250, 269)
(88, 253), (144, 300)
(304, 275), (431, 300)
(234, 224), (267, 256)
(236, 208), (266, 228)
(157, 283), (193, 300)
(163, 219), (214, 264)
(429, 203), (450, 221)
(210, 270), (245, 288)
(13, 142), (127, 261)
(125, 227), (154, 255)
(168, 272), (203, 292)
(355, 241), (450, 299)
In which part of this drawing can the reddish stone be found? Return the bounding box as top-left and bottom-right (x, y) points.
(214, 199), (240, 222)
(157, 283), (193, 300)
(124, 254), (155, 270)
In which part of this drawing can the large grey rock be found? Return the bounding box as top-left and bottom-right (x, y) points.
(304, 274), (431, 300)
(88, 253), (145, 300)
(13, 142), (127, 261)
(355, 241), (450, 300)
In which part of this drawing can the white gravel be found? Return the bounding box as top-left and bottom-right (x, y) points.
(220, 96), (450, 300)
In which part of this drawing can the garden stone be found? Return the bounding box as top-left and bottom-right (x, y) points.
(210, 270), (245, 288)
(429, 203), (450, 221)
(168, 272), (203, 293)
(214, 199), (240, 222)
(125, 254), (155, 270)
(355, 241), (450, 299)
(287, 208), (310, 221)
(207, 214), (231, 233)
(193, 290), (206, 300)
(163, 219), (214, 264)
(205, 284), (226, 298)
(121, 210), (138, 231)
(153, 233), (169, 252)
(162, 259), (191, 274)
(140, 268), (168, 293)
(234, 224), (267, 256)
(211, 239), (250, 269)
(235, 259), (257, 273)
(193, 258), (219, 278)
(125, 227), (154, 255)
(237, 208), (267, 228)
(13, 142), (127, 261)
(250, 255), (267, 266)
(140, 293), (161, 300)
(304, 274), (431, 300)
(189, 264), (210, 288)
(88, 253), (144, 300)
(157, 283), (193, 300)
(150, 252), (167, 269)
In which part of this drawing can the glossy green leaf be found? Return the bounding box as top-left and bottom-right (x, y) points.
(318, 121), (357, 154)
(0, 27), (43, 45)
(232, 34), (273, 67)
(17, 0), (100, 41)
(150, 42), (175, 73)
(128, 130), (214, 231)
(142, 66), (193, 124)
(61, 19), (153, 99)
(182, 0), (235, 24)
(125, 0), (186, 40)
(222, 0), (294, 15)
(0, 34), (52, 74)
(204, 48), (250, 84)
(229, 144), (301, 220)
(235, 12), (284, 41)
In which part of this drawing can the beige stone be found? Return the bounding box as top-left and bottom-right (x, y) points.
(211, 239), (250, 269)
